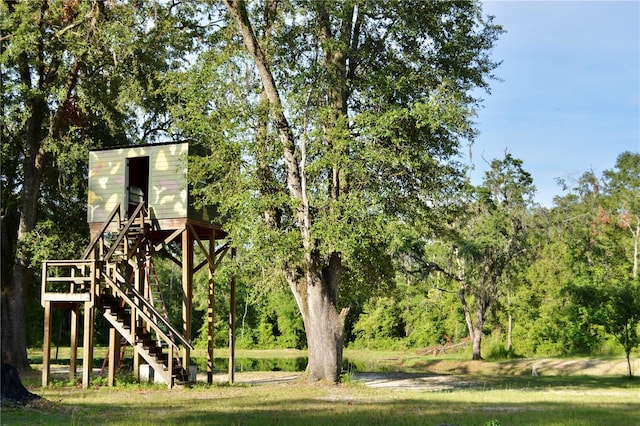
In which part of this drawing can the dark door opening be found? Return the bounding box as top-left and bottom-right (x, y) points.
(126, 156), (149, 217)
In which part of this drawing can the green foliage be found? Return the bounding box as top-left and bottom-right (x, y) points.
(520, 152), (640, 358)
(19, 220), (87, 268)
(602, 282), (640, 362)
(254, 291), (306, 349)
(350, 277), (468, 351)
(353, 296), (406, 350)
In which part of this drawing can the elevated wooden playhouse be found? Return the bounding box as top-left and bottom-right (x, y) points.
(41, 142), (236, 389)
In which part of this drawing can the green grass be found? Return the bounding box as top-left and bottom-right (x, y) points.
(4, 373), (640, 426)
(4, 349), (639, 425)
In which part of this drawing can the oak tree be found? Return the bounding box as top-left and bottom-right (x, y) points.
(184, 0), (502, 381)
(455, 154), (535, 360)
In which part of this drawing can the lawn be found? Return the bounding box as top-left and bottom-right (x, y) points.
(2, 349), (639, 425)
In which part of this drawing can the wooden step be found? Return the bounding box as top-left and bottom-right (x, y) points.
(173, 368), (190, 383)
(155, 353), (169, 364)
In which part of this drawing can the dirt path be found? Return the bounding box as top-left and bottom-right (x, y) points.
(352, 372), (480, 391)
(41, 357), (636, 392)
(200, 358), (637, 391)
(356, 358), (638, 390)
(397, 357), (636, 377)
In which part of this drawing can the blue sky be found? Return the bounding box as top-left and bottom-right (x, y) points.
(469, 0), (640, 207)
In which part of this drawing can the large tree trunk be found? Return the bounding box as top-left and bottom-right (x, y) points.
(285, 253), (345, 382)
(304, 275), (344, 382)
(3, 89), (47, 370)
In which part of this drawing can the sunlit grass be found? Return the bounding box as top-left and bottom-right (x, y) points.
(10, 348), (640, 425)
(5, 370), (640, 426)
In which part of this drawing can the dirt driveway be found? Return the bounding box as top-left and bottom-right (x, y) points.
(213, 357), (637, 391)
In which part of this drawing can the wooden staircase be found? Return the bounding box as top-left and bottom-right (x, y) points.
(41, 201), (193, 388)
(99, 291), (190, 384)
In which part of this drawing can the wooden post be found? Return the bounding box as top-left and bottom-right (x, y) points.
(132, 262), (140, 381)
(82, 302), (94, 389)
(182, 227), (193, 370)
(167, 347), (174, 390)
(69, 304), (79, 382)
(207, 232), (215, 384)
(107, 327), (118, 386)
(132, 304), (139, 381)
(42, 301), (52, 387)
(228, 247), (236, 385)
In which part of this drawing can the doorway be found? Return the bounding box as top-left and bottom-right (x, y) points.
(126, 156), (149, 217)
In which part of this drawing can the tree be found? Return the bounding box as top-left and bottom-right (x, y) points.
(1, 0), (207, 369)
(182, 0), (502, 382)
(455, 153), (535, 360)
(521, 235), (577, 355)
(602, 153), (640, 376)
(544, 153), (640, 361)
(603, 152), (640, 281)
(603, 281), (640, 377)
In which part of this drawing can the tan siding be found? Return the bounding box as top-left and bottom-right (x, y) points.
(148, 143), (188, 219)
(87, 142), (214, 224)
(87, 149), (126, 223)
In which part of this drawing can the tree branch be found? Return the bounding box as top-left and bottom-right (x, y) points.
(223, 0), (310, 248)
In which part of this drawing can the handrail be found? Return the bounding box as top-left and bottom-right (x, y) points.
(43, 259), (96, 267)
(101, 272), (186, 354)
(101, 269), (193, 350)
(41, 259), (97, 307)
(121, 277), (193, 350)
(104, 201), (147, 262)
(82, 204), (122, 260)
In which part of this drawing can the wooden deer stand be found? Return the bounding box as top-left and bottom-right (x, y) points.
(41, 142), (235, 389)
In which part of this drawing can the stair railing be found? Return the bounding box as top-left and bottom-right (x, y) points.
(102, 268), (192, 350)
(104, 201), (147, 263)
(144, 258), (184, 370)
(41, 259), (97, 306)
(82, 204), (122, 260)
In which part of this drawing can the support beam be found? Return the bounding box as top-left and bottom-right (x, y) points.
(42, 301), (52, 387)
(132, 260), (141, 381)
(182, 228), (193, 370)
(188, 224), (214, 266)
(82, 303), (95, 389)
(107, 327), (118, 386)
(153, 227), (184, 252)
(70, 304), (79, 382)
(132, 304), (140, 381)
(228, 247), (237, 385)
(207, 231), (216, 384)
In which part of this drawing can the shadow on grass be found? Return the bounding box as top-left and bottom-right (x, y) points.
(2, 392), (639, 426)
